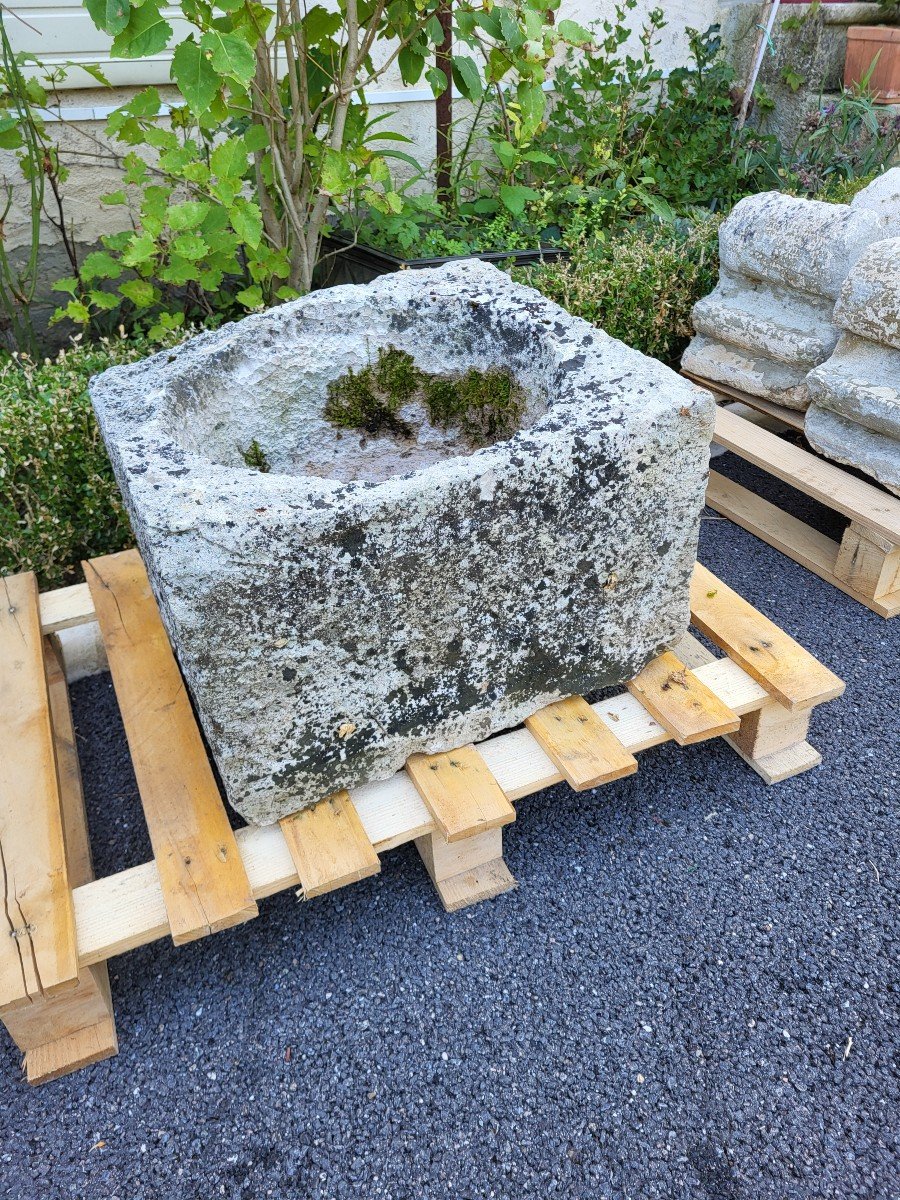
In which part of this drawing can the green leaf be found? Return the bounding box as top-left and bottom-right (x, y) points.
(119, 279), (157, 308)
(557, 19), (593, 46)
(121, 230), (157, 268)
(451, 55), (483, 101)
(64, 300), (92, 324)
(302, 5), (342, 43)
(87, 289), (121, 311)
(50, 276), (80, 296)
(171, 37), (220, 115)
(85, 0), (130, 36)
(230, 197), (263, 248)
(80, 251), (124, 282)
(516, 80), (546, 138)
(494, 139), (517, 170)
(159, 256), (202, 284)
(0, 118), (22, 150)
(167, 199), (210, 230)
(499, 183), (539, 216)
(199, 30), (256, 85)
(243, 123), (269, 153)
(236, 284), (263, 308)
(425, 66), (449, 96)
(171, 232), (208, 261)
(110, 2), (173, 59)
(210, 137), (248, 180)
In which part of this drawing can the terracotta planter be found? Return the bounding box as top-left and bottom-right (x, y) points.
(844, 25), (900, 102)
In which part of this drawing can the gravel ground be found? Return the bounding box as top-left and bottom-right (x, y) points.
(0, 450), (898, 1200)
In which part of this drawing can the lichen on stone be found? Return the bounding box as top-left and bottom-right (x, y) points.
(325, 344), (524, 447)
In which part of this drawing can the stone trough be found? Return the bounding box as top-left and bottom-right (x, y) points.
(90, 261), (713, 824)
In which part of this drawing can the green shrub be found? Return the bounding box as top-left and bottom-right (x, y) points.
(514, 215), (722, 367)
(0, 331), (181, 589)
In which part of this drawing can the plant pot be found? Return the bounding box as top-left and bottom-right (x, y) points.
(316, 231), (570, 288)
(844, 24), (900, 101)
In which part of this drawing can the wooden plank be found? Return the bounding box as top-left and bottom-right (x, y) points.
(727, 737), (822, 785)
(2, 637), (118, 1083)
(524, 695), (637, 790)
(690, 563), (846, 711)
(84, 550), (258, 945)
(682, 371), (806, 431)
(280, 791), (380, 900)
(38, 582), (95, 634)
(405, 745), (515, 842)
(68, 617), (825, 969)
(626, 650), (741, 745)
(712, 405), (900, 544)
(0, 573), (79, 1013)
(706, 471), (900, 619)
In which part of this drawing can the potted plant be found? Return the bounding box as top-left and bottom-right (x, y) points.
(844, 1), (900, 101)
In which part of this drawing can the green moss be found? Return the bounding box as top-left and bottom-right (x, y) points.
(324, 346), (416, 436)
(424, 367), (524, 443)
(325, 344), (524, 447)
(372, 345), (419, 404)
(241, 439), (270, 472)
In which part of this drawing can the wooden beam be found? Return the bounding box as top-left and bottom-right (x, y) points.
(84, 551), (258, 945)
(4, 638), (119, 1084)
(626, 650), (741, 745)
(682, 371), (806, 431)
(280, 791), (380, 900)
(705, 471), (900, 619)
(406, 745), (515, 842)
(712, 404), (900, 544)
(0, 574), (79, 1013)
(525, 695), (637, 790)
(690, 564), (846, 711)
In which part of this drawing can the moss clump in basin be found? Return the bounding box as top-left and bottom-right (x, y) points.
(324, 345), (525, 447)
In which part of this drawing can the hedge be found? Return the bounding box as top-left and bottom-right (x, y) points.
(514, 213), (722, 368)
(0, 333), (181, 589)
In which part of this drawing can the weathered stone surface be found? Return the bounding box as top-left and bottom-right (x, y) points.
(807, 334), (900, 437)
(806, 404), (900, 496)
(805, 230), (900, 493)
(90, 260), (714, 825)
(831, 236), (900, 350)
(850, 168), (900, 239)
(683, 187), (895, 412)
(718, 192), (885, 299)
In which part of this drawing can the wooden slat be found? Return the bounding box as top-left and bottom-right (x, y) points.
(706, 472), (900, 619)
(280, 790), (380, 900)
(38, 582), (95, 633)
(0, 574), (79, 1012)
(525, 695), (637, 790)
(690, 563), (846, 711)
(626, 650), (741, 745)
(84, 551), (258, 945)
(713, 405), (900, 544)
(406, 745), (515, 842)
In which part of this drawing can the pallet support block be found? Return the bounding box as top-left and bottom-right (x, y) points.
(726, 699), (820, 784)
(833, 521), (900, 603)
(415, 826), (516, 913)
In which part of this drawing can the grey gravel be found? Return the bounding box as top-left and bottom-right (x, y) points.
(0, 450), (897, 1199)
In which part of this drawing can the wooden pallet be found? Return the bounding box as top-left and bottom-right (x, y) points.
(0, 550), (845, 1085)
(684, 373), (900, 619)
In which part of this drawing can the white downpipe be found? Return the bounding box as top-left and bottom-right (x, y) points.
(737, 0), (782, 130)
